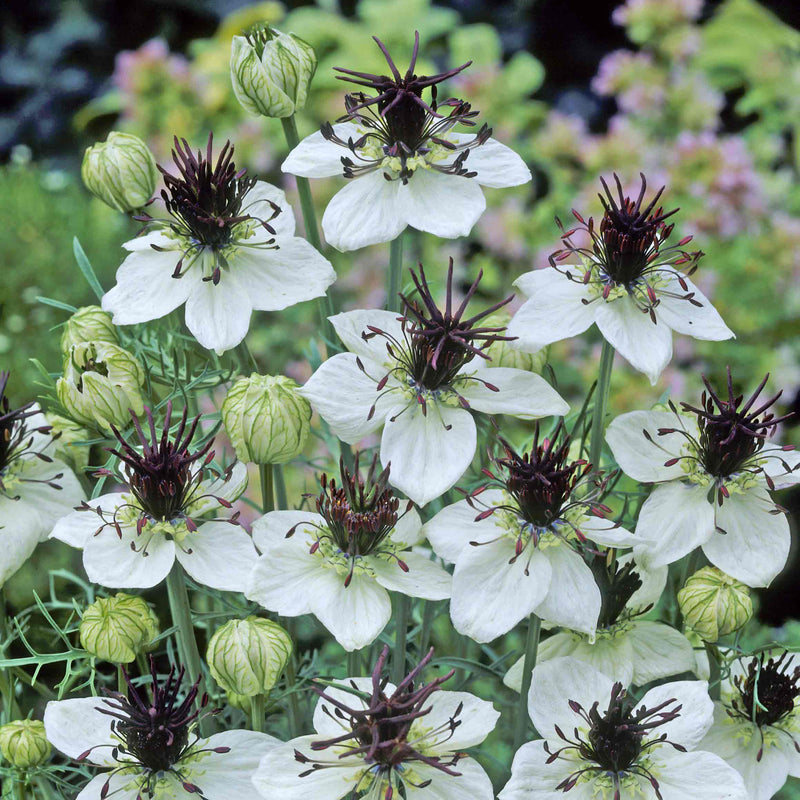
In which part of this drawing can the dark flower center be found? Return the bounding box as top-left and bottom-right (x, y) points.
(733, 652), (800, 728)
(590, 556), (644, 629)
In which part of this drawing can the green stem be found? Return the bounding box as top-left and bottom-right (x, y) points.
(284, 652), (302, 737)
(418, 600), (436, 657)
(235, 340), (258, 374)
(34, 777), (56, 800)
(392, 595), (409, 684)
(589, 340), (615, 469)
(513, 614), (542, 752)
(347, 649), (360, 677)
(117, 664), (126, 695)
(260, 463), (275, 514)
(250, 693), (265, 733)
(274, 464), (287, 511)
(705, 642), (722, 701)
(0, 589), (21, 722)
(387, 235), (404, 313)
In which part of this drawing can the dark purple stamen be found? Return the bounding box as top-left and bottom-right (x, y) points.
(733, 652), (800, 728)
(589, 556), (645, 629)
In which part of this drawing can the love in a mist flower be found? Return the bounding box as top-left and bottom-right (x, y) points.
(246, 454), (451, 651)
(422, 423), (635, 643)
(606, 370), (799, 587)
(51, 404), (255, 590)
(507, 173), (733, 384)
(44, 659), (278, 800)
(503, 554), (695, 690)
(0, 372), (84, 587)
(252, 645), (499, 800)
(700, 651), (800, 800)
(299, 261), (569, 506)
(500, 656), (748, 800)
(102, 134), (335, 354)
(281, 33), (531, 251)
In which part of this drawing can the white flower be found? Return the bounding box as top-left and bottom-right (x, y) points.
(44, 663), (278, 800)
(503, 556), (696, 689)
(1, 375), (84, 587)
(50, 406), (255, 591)
(699, 652), (800, 800)
(299, 265), (568, 506)
(605, 373), (800, 587)
(281, 34), (530, 251)
(507, 174), (733, 384)
(499, 657), (748, 800)
(252, 647), (498, 800)
(102, 136), (335, 354)
(422, 428), (635, 643)
(246, 457), (451, 652)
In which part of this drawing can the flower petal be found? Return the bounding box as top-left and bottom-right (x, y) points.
(312, 677), (379, 737)
(366, 550), (452, 600)
(628, 621), (697, 685)
(83, 526), (176, 589)
(763, 446), (800, 489)
(409, 690), (499, 751)
(640, 680), (713, 750)
(389, 506), (424, 548)
(403, 758), (495, 800)
(656, 270), (734, 342)
(329, 308), (406, 365)
(504, 632), (595, 692)
(246, 539), (321, 617)
(499, 740), (593, 800)
(14, 457), (85, 534)
(49, 493), (124, 548)
(43, 697), (118, 767)
(457, 367), (569, 419)
(576, 515), (637, 549)
(281, 123), (361, 178)
(245, 181), (297, 237)
(651, 747), (749, 800)
(176, 521), (258, 592)
(250, 510), (325, 553)
(446, 136), (531, 188)
(76, 774), (141, 800)
(380, 402), (477, 506)
(184, 274), (253, 354)
(192, 462), (249, 516)
(0, 495), (45, 587)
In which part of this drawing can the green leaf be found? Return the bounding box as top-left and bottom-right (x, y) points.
(72, 237), (105, 300)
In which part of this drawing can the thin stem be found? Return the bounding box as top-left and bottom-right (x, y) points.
(34, 777), (56, 800)
(274, 464), (288, 511)
(117, 664), (126, 695)
(260, 463), (275, 514)
(418, 600), (437, 657)
(392, 594), (410, 684)
(589, 340), (615, 469)
(705, 642), (722, 701)
(283, 617), (302, 736)
(387, 234), (404, 313)
(0, 588), (21, 722)
(347, 649), (361, 677)
(235, 340), (258, 374)
(250, 693), (266, 733)
(513, 614), (541, 752)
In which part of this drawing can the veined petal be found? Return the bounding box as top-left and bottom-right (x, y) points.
(536, 631), (636, 688)
(366, 550), (452, 600)
(192, 462), (248, 515)
(576, 515), (637, 549)
(0, 495), (46, 587)
(244, 181), (296, 237)
(43, 697), (119, 767)
(329, 308), (405, 365)
(281, 123), (361, 178)
(619, 552), (668, 611)
(657, 270), (734, 342)
(76, 774), (141, 800)
(389, 506), (424, 548)
(595, 294), (673, 384)
(499, 740), (594, 800)
(380, 402), (477, 507)
(504, 632), (591, 692)
(640, 680), (713, 750)
(763, 446), (800, 489)
(251, 510), (325, 553)
(176, 521), (257, 592)
(14, 457), (85, 535)
(184, 274), (253, 354)
(410, 690), (499, 751)
(49, 493), (125, 548)
(456, 367), (569, 419)
(404, 758), (494, 800)
(651, 748), (749, 800)
(444, 135), (531, 188)
(628, 621), (697, 685)
(121, 229), (176, 253)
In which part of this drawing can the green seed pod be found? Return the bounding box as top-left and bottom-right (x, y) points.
(207, 616), (292, 697)
(678, 566), (753, 643)
(230, 26), (317, 118)
(79, 593), (160, 664)
(483, 311), (548, 373)
(81, 132), (158, 212)
(45, 413), (91, 472)
(57, 341), (145, 432)
(221, 373), (311, 464)
(0, 720), (51, 768)
(61, 306), (119, 352)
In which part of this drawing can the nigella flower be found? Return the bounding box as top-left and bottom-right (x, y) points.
(499, 657), (748, 800)
(51, 404), (255, 590)
(299, 261), (569, 506)
(246, 454), (451, 652)
(44, 659), (278, 799)
(102, 134), (335, 354)
(0, 372), (84, 587)
(507, 173), (733, 384)
(700, 652), (800, 800)
(252, 646), (499, 800)
(503, 555), (696, 691)
(606, 369), (800, 587)
(281, 33), (531, 251)
(421, 423), (635, 643)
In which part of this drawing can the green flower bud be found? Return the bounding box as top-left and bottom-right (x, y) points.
(81, 132), (158, 212)
(483, 312), (548, 373)
(225, 691), (252, 713)
(57, 341), (145, 432)
(221, 373), (311, 464)
(231, 26), (317, 118)
(61, 305), (119, 351)
(678, 566), (753, 643)
(207, 616), (292, 697)
(79, 593), (160, 664)
(45, 413), (91, 472)
(0, 720), (51, 768)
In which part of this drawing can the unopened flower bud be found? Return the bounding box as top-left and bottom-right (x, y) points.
(57, 341), (145, 432)
(230, 26), (316, 118)
(207, 616), (292, 697)
(61, 306), (119, 351)
(484, 312), (548, 373)
(221, 373), (311, 464)
(678, 566), (753, 642)
(79, 593), (160, 664)
(0, 720), (51, 768)
(45, 413), (91, 472)
(81, 132), (158, 212)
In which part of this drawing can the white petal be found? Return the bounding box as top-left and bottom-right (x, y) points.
(312, 677), (379, 737)
(366, 550), (452, 600)
(76, 774), (141, 800)
(533, 545), (601, 635)
(121, 230), (175, 252)
(234, 238), (335, 312)
(606, 410), (691, 483)
(43, 697), (118, 766)
(399, 168), (486, 239)
(574, 515), (637, 549)
(321, 171), (405, 252)
(763, 446), (800, 489)
(0, 495), (45, 586)
(421, 490), (506, 563)
(538, 631), (636, 688)
(652, 748), (749, 800)
(702, 489), (790, 587)
(281, 123), (360, 178)
(447, 136), (531, 188)
(389, 506), (424, 548)
(628, 621), (698, 685)
(184, 275), (253, 354)
(595, 295), (673, 384)
(656, 270), (734, 341)
(14, 457), (85, 533)
(410, 690), (499, 750)
(250, 510), (325, 552)
(457, 367), (569, 419)
(244, 181), (297, 237)
(404, 758), (494, 800)
(634, 482), (715, 569)
(499, 740), (593, 800)
(329, 308), (405, 365)
(300, 353), (394, 444)
(102, 246), (192, 325)
(49, 493), (124, 548)
(193, 462), (248, 515)
(450, 537), (551, 643)
(641, 680), (713, 750)
(623, 554), (668, 611)
(381, 402), (477, 506)
(176, 521), (258, 592)
(503, 632), (590, 692)
(507, 269), (596, 351)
